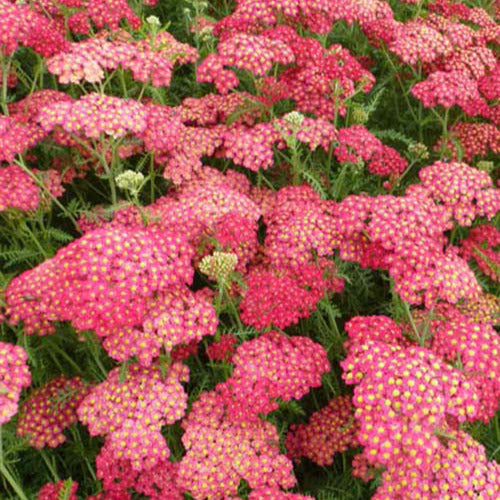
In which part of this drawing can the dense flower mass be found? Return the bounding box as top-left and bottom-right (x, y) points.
(0, 342), (31, 424)
(1, 0), (500, 498)
(179, 390), (296, 499)
(78, 362), (188, 470)
(218, 331), (330, 415)
(102, 287), (218, 365)
(5, 226), (195, 337)
(17, 376), (89, 449)
(37, 93), (149, 139)
(417, 161), (499, 225)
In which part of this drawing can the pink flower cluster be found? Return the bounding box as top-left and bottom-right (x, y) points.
(0, 342), (31, 425)
(96, 442), (183, 499)
(417, 161), (499, 225)
(334, 190), (481, 306)
(240, 263), (341, 330)
(286, 396), (359, 465)
(17, 376), (89, 449)
(47, 31), (198, 86)
(0, 165), (40, 213)
(5, 226), (194, 337)
(78, 362), (189, 470)
(435, 122), (500, 161)
(335, 125), (408, 177)
(411, 70), (487, 116)
(218, 331), (330, 415)
(38, 479), (78, 500)
(37, 93), (148, 139)
(178, 390), (296, 499)
(264, 185), (339, 267)
(0, 115), (46, 163)
(103, 287), (218, 366)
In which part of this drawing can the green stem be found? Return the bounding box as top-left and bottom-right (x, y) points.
(0, 428), (29, 500)
(40, 449), (60, 482)
(14, 157), (82, 233)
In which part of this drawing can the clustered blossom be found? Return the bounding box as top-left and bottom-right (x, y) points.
(0, 0), (68, 56)
(0, 116), (46, 162)
(102, 287), (218, 366)
(5, 226), (194, 337)
(335, 125), (408, 177)
(415, 306), (500, 421)
(0, 165), (40, 213)
(37, 93), (148, 139)
(96, 443), (183, 499)
(342, 341), (479, 468)
(286, 396), (359, 466)
(374, 429), (500, 499)
(389, 22), (453, 65)
(334, 191), (481, 306)
(179, 390), (297, 499)
(47, 31), (198, 86)
(435, 122), (500, 161)
(0, 342), (31, 425)
(411, 71), (487, 116)
(240, 263), (341, 330)
(78, 362), (189, 470)
(17, 376), (89, 449)
(218, 331), (330, 416)
(459, 224), (499, 281)
(246, 489), (314, 500)
(417, 161), (499, 225)
(264, 185), (339, 267)
(37, 480), (78, 500)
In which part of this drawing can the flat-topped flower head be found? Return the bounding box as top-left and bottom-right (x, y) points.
(78, 362), (189, 470)
(38, 93), (148, 139)
(0, 116), (46, 162)
(6, 226), (195, 337)
(418, 161), (499, 225)
(107, 287), (217, 365)
(96, 443), (183, 499)
(240, 263), (343, 330)
(179, 390), (296, 499)
(411, 71), (488, 116)
(219, 331), (330, 415)
(0, 342), (31, 425)
(17, 376), (90, 449)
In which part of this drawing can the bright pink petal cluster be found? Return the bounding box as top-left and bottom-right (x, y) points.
(17, 376), (89, 449)
(179, 390), (296, 499)
(0, 342), (31, 424)
(78, 362), (188, 470)
(103, 287), (218, 365)
(417, 161), (499, 225)
(37, 93), (148, 139)
(218, 331), (330, 415)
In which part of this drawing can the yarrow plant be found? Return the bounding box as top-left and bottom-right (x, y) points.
(0, 0), (498, 499)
